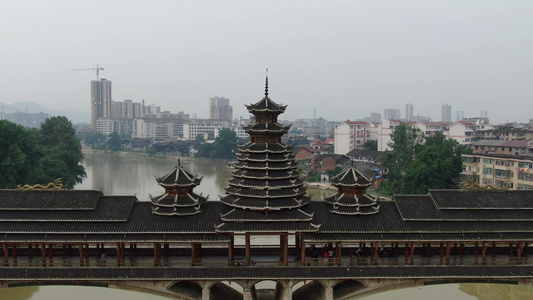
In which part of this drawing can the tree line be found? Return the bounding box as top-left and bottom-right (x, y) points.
(0, 117), (85, 189)
(379, 123), (472, 195)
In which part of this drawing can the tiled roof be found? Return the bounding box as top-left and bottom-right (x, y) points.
(220, 208), (313, 222)
(216, 222), (319, 233)
(245, 96), (287, 114)
(429, 190), (533, 209)
(472, 140), (505, 146)
(2, 190), (533, 242)
(221, 195), (310, 209)
(0, 196), (134, 222)
(150, 193), (207, 207)
(330, 164), (372, 187)
(395, 195), (533, 221)
(155, 162), (202, 186)
(502, 140), (527, 147)
(0, 190), (102, 210)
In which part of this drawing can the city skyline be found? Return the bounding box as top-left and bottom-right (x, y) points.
(2, 1), (532, 124)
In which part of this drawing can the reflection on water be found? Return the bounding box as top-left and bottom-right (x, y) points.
(0, 286), (167, 300)
(0, 286), (38, 300)
(76, 151), (232, 200)
(460, 283), (533, 299)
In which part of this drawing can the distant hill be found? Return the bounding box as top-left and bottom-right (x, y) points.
(0, 101), (89, 124)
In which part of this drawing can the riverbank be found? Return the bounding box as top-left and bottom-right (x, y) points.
(81, 147), (198, 161)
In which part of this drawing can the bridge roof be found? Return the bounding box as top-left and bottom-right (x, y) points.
(395, 195), (533, 221)
(0, 190), (102, 210)
(1, 190), (533, 243)
(429, 190), (533, 209)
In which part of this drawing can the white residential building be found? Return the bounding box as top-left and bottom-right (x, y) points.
(182, 120), (230, 140)
(412, 122), (450, 137)
(448, 121), (476, 146)
(334, 121), (371, 154)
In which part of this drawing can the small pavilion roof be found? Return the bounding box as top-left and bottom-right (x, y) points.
(155, 158), (202, 187)
(330, 162), (372, 187)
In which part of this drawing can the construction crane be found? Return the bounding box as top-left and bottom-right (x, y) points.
(74, 64), (104, 80)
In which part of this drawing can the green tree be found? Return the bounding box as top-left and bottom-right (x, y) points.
(38, 116), (86, 188)
(215, 129), (238, 159)
(107, 132), (122, 151)
(0, 120), (43, 188)
(379, 123), (424, 195)
(363, 140), (378, 151)
(84, 132), (105, 148)
(401, 132), (472, 194)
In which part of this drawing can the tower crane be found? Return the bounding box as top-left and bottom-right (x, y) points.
(74, 64), (104, 80)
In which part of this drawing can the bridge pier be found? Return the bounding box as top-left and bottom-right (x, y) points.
(319, 280), (336, 300)
(243, 287), (253, 300)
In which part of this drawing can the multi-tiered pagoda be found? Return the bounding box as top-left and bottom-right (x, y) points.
(216, 78), (319, 234)
(150, 159), (208, 216)
(324, 161), (380, 215)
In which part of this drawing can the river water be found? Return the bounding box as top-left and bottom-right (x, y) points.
(2, 151), (533, 300)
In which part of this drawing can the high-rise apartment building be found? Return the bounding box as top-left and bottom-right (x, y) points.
(370, 113), (381, 123)
(405, 103), (414, 121)
(441, 104), (452, 122)
(383, 108), (400, 120)
(454, 111), (464, 122)
(91, 79), (112, 131)
(209, 96), (233, 121)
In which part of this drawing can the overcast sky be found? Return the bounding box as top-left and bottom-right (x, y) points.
(2, 1), (532, 124)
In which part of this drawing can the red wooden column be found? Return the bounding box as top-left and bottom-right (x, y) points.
(335, 242), (342, 266)
(295, 235), (300, 260)
(191, 243), (202, 266)
(474, 242), (479, 264)
(373, 242), (379, 265)
(62, 244), (67, 259)
(48, 244), (53, 266)
(40, 243), (46, 267)
(28, 244), (33, 260)
(518, 241), (524, 263)
(12, 245), (17, 266)
(3, 243), (8, 266)
(482, 242), (488, 264)
(245, 234), (251, 266)
(84, 243), (89, 265)
(445, 242), (452, 264)
(404, 242), (409, 265)
(300, 238), (306, 266)
(228, 235), (234, 266)
(281, 234), (288, 266)
(439, 242), (444, 265)
(152, 243), (161, 266)
(77, 243), (84, 266)
(164, 243), (169, 260)
(409, 242), (416, 264)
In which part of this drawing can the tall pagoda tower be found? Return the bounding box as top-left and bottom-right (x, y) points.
(216, 77), (319, 265)
(150, 159), (208, 216)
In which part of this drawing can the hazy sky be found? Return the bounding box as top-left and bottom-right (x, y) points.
(2, 1), (532, 123)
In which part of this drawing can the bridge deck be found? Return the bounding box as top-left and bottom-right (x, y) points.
(0, 265), (532, 281)
(0, 252), (532, 281)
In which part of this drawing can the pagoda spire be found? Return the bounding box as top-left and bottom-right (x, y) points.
(265, 68), (269, 97)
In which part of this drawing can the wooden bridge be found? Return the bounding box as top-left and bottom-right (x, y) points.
(1, 245), (533, 300)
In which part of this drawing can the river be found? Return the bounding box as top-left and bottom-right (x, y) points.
(2, 151), (533, 299)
